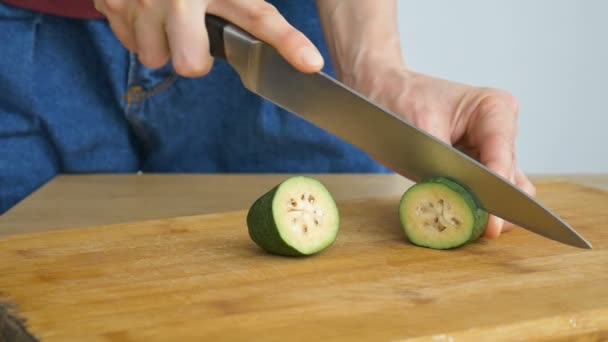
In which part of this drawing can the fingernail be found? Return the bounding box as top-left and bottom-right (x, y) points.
(485, 216), (504, 239)
(496, 217), (504, 231)
(300, 48), (324, 69)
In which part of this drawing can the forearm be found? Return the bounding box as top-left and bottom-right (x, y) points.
(316, 0), (404, 83)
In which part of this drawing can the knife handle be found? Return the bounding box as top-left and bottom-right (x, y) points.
(205, 14), (228, 59)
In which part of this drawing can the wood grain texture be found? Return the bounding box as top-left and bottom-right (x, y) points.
(0, 174), (414, 237)
(0, 181), (606, 341)
(2, 174), (606, 237)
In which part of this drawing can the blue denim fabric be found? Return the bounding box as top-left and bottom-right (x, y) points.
(0, 2), (389, 214)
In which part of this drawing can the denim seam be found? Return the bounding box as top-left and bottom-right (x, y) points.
(142, 72), (178, 99)
(126, 52), (138, 90)
(30, 13), (63, 173)
(123, 53), (138, 115)
(122, 55), (178, 160)
(123, 72), (178, 116)
(124, 53), (178, 105)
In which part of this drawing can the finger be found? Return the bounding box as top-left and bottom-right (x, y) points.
(501, 164), (534, 232)
(478, 133), (514, 239)
(95, 0), (138, 52)
(497, 164), (518, 232)
(502, 164), (537, 234)
(166, 0), (212, 77)
(472, 92), (519, 179)
(468, 93), (519, 239)
(501, 222), (515, 233)
(479, 134), (514, 182)
(515, 166), (536, 197)
(133, 5), (170, 69)
(109, 19), (138, 52)
(501, 211), (516, 232)
(208, 0), (324, 72)
(484, 215), (504, 239)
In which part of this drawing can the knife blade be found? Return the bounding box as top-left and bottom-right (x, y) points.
(205, 15), (592, 249)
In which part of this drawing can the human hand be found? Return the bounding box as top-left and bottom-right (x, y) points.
(344, 65), (536, 239)
(94, 0), (325, 77)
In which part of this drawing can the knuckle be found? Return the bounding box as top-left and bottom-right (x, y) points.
(247, 2), (280, 28)
(173, 54), (212, 77)
(498, 91), (519, 114)
(479, 89), (520, 118)
(137, 0), (153, 9)
(103, 0), (128, 14)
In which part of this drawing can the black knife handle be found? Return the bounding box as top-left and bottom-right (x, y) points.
(205, 14), (228, 59)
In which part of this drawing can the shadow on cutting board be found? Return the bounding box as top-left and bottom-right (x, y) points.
(0, 301), (38, 342)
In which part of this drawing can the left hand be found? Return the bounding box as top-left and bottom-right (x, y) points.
(343, 64), (536, 239)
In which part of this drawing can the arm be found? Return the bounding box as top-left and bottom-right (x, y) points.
(317, 0), (536, 239)
(316, 0), (404, 85)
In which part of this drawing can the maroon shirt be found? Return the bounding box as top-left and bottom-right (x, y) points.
(1, 0), (105, 19)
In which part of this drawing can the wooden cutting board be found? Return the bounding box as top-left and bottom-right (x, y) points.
(0, 181), (607, 341)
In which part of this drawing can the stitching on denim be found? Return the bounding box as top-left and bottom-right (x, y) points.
(124, 53), (178, 104)
(123, 53), (138, 115)
(131, 72), (179, 102)
(125, 86), (144, 119)
(143, 72), (178, 99)
(123, 71), (178, 108)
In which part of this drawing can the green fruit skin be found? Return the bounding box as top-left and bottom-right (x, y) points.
(426, 177), (489, 243)
(247, 177), (339, 257)
(400, 176), (489, 249)
(247, 184), (306, 257)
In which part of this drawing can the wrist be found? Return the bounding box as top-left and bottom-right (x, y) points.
(316, 0), (405, 83)
(337, 50), (407, 88)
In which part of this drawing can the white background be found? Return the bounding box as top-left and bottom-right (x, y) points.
(397, 0), (607, 173)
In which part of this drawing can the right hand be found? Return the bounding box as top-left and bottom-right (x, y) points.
(94, 0), (325, 77)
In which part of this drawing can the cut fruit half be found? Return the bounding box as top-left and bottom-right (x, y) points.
(399, 177), (488, 249)
(247, 176), (340, 256)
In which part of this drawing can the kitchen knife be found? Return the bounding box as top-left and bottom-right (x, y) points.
(204, 15), (592, 249)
